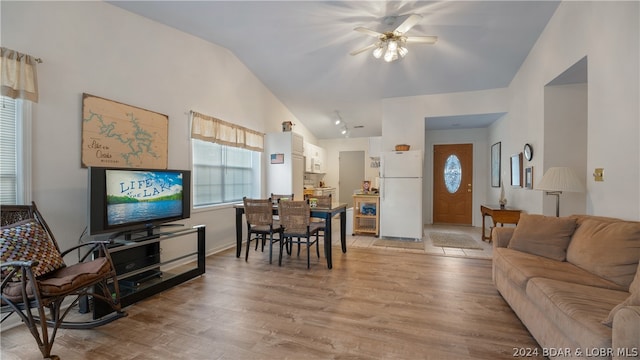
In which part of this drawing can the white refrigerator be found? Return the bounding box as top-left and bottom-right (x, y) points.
(379, 150), (423, 240)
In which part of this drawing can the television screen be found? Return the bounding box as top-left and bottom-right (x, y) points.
(88, 167), (191, 236)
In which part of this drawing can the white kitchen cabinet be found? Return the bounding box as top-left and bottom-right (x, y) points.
(265, 132), (304, 200)
(304, 155), (313, 173)
(303, 142), (313, 172)
(317, 146), (327, 173)
(303, 142), (326, 174)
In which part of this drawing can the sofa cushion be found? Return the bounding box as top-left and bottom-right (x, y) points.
(526, 277), (628, 349)
(603, 262), (640, 326)
(494, 247), (627, 291)
(567, 217), (640, 289)
(508, 214), (577, 261)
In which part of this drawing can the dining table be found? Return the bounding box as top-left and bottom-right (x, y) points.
(234, 202), (347, 269)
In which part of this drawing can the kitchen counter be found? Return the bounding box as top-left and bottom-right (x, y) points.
(304, 187), (336, 197)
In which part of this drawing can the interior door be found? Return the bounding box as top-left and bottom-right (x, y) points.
(433, 144), (473, 224)
(339, 151), (364, 208)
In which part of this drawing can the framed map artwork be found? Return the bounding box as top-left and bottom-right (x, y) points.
(81, 93), (168, 169)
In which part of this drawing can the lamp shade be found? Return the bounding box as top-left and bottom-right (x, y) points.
(536, 167), (585, 193)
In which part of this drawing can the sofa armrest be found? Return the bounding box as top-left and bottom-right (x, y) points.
(492, 227), (515, 248)
(612, 305), (640, 358)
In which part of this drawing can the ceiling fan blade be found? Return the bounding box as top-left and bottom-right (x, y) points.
(405, 36), (438, 44)
(350, 43), (377, 56)
(394, 14), (423, 35)
(354, 26), (383, 38)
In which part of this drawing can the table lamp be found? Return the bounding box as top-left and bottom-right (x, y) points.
(536, 167), (585, 217)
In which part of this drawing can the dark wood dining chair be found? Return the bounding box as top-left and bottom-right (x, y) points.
(1, 202), (126, 360)
(243, 197), (283, 264)
(278, 200), (322, 268)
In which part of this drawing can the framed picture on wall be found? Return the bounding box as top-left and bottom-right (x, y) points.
(525, 166), (533, 189)
(511, 153), (523, 187)
(270, 153), (284, 164)
(491, 142), (501, 187)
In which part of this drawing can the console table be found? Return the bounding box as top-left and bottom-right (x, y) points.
(480, 205), (522, 242)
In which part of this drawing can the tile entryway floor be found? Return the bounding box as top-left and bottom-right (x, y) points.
(342, 224), (493, 260)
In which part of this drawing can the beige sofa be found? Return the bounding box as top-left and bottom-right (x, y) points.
(493, 214), (640, 359)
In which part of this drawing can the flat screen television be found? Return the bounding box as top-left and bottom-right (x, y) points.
(88, 167), (191, 236)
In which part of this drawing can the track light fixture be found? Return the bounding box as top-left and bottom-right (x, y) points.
(334, 111), (342, 125)
(334, 111), (350, 137)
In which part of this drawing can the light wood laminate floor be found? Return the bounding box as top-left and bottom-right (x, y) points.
(1, 228), (540, 360)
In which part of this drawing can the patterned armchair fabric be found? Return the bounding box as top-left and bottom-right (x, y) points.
(1, 219), (66, 280)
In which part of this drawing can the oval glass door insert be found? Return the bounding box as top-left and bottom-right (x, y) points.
(444, 155), (462, 193)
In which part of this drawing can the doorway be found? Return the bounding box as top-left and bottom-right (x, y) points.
(433, 144), (473, 225)
(543, 56), (588, 216)
(339, 151), (364, 208)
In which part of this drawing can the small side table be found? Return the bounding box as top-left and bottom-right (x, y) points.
(480, 205), (522, 242)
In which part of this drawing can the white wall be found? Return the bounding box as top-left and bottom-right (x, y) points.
(543, 83), (588, 216)
(2, 1), (315, 257)
(501, 1), (639, 219)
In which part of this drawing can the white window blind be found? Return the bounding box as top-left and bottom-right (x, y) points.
(192, 139), (260, 207)
(0, 96), (17, 204)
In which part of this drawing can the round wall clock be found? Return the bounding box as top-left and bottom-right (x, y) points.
(524, 143), (533, 161)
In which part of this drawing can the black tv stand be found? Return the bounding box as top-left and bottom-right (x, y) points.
(92, 225), (205, 319)
(119, 269), (162, 288)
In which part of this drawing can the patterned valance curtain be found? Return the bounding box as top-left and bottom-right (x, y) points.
(191, 111), (264, 151)
(1, 47), (39, 103)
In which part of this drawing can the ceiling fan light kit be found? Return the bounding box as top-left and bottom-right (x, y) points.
(372, 37), (407, 63)
(351, 14), (437, 63)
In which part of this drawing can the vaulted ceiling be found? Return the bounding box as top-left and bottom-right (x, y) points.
(110, 1), (560, 139)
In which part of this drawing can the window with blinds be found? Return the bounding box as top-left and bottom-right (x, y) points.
(192, 139), (261, 207)
(0, 96), (17, 204)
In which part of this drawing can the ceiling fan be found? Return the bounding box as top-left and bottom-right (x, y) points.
(350, 14), (437, 63)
